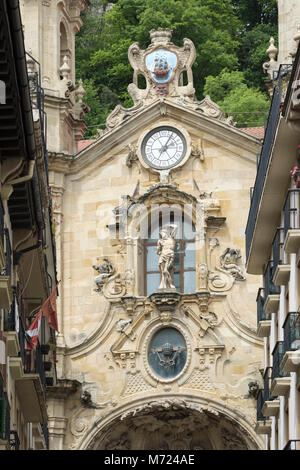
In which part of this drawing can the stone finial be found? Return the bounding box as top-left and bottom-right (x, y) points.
(150, 28), (173, 44)
(75, 79), (86, 103)
(60, 55), (71, 80)
(266, 37), (278, 63)
(263, 37), (278, 78)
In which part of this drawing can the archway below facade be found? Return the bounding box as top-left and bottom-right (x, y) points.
(85, 399), (258, 450)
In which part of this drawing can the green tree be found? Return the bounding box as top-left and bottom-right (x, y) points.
(76, 0), (242, 133)
(204, 68), (270, 127)
(76, 0), (276, 135)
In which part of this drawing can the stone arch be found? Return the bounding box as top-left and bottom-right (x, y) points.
(58, 17), (71, 76)
(77, 394), (263, 450)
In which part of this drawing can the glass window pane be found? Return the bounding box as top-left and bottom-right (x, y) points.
(147, 273), (160, 296)
(183, 218), (195, 240)
(174, 242), (180, 270)
(146, 245), (159, 272)
(174, 272), (180, 291)
(184, 270), (196, 293)
(184, 242), (196, 269)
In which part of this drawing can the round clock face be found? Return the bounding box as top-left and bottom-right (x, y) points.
(141, 126), (187, 170)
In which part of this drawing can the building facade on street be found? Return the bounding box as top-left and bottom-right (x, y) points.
(46, 24), (265, 449)
(2, 0), (300, 451)
(246, 0), (300, 451)
(0, 0), (57, 450)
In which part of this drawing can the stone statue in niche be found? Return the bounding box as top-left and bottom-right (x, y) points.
(219, 248), (246, 281)
(157, 224), (177, 290)
(93, 258), (115, 292)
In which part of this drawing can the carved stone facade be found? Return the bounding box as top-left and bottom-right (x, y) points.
(48, 30), (264, 450)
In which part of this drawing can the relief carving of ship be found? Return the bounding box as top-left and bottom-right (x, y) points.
(153, 53), (170, 77)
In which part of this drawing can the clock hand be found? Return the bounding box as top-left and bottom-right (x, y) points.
(158, 134), (172, 157)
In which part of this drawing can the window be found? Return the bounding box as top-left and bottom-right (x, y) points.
(145, 210), (196, 296)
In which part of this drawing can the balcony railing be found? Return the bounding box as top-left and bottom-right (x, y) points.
(271, 341), (289, 382)
(0, 199), (4, 247)
(245, 66), (286, 260)
(283, 440), (300, 450)
(17, 315), (46, 393)
(1, 228), (12, 277)
(263, 367), (274, 402)
(0, 376), (10, 442)
(4, 295), (17, 332)
(41, 422), (49, 449)
(9, 430), (20, 450)
(256, 287), (270, 323)
(283, 312), (300, 354)
(263, 260), (280, 299)
(257, 389), (265, 421)
(283, 189), (300, 237)
(272, 227), (284, 274)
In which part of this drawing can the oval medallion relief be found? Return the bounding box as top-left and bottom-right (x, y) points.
(148, 327), (187, 380)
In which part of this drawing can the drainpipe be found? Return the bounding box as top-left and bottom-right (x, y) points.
(7, 160), (35, 185)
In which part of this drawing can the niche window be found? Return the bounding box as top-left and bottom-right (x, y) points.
(144, 210), (196, 296)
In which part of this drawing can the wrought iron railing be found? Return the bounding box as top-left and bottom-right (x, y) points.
(41, 422), (49, 450)
(2, 228), (12, 277)
(0, 377), (10, 442)
(283, 440), (300, 450)
(256, 389), (265, 421)
(0, 199), (4, 247)
(263, 260), (280, 299)
(9, 430), (20, 450)
(26, 52), (47, 166)
(17, 313), (46, 395)
(245, 66), (286, 260)
(256, 287), (270, 323)
(271, 341), (289, 382)
(283, 189), (300, 237)
(283, 312), (300, 354)
(272, 227), (284, 274)
(4, 295), (16, 332)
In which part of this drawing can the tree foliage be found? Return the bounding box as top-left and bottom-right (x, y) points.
(76, 0), (277, 136)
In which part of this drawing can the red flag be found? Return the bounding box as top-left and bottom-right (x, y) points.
(41, 283), (59, 332)
(26, 310), (42, 350)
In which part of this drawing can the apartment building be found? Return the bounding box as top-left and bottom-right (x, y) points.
(0, 0), (57, 450)
(246, 41), (300, 450)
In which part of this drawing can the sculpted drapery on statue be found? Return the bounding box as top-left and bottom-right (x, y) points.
(157, 224), (177, 290)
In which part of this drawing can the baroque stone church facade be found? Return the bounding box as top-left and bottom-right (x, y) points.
(19, 0), (267, 451)
(48, 28), (264, 449)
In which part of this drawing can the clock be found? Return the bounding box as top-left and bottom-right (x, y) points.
(141, 126), (187, 170)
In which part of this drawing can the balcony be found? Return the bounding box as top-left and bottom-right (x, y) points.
(0, 200), (6, 271)
(271, 341), (290, 396)
(261, 367), (279, 417)
(283, 440), (300, 450)
(245, 65), (297, 275)
(263, 261), (280, 313)
(272, 228), (290, 286)
(283, 189), (300, 254)
(281, 312), (300, 373)
(255, 387), (272, 434)
(0, 376), (10, 450)
(12, 318), (47, 423)
(0, 229), (13, 309)
(256, 288), (271, 337)
(3, 296), (20, 357)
